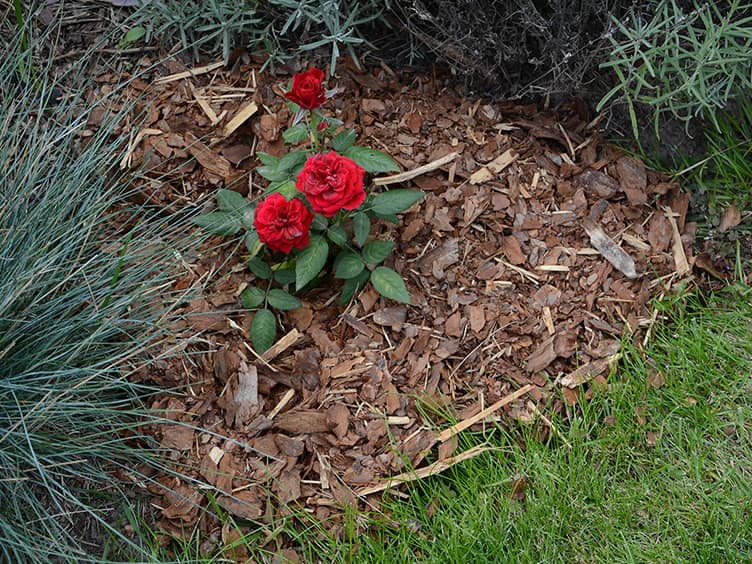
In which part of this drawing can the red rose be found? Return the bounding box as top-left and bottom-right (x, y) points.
(253, 193), (313, 254)
(284, 68), (327, 110)
(295, 151), (366, 217)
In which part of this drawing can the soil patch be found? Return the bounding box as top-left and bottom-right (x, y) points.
(88, 57), (695, 556)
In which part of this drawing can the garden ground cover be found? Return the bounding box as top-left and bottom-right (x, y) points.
(68, 53), (745, 557)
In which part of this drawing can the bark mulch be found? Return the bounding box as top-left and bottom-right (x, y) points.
(89, 56), (696, 556)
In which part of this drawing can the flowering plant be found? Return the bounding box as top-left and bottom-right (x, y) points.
(193, 68), (423, 352)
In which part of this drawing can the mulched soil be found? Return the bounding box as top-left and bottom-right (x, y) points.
(85, 55), (700, 558)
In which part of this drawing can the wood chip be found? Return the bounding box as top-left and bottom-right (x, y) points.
(560, 357), (611, 388)
(719, 205), (742, 232)
(184, 131), (231, 178)
(663, 206), (690, 276)
(261, 329), (302, 362)
(155, 61), (224, 84)
(222, 100), (259, 138)
(582, 217), (637, 279)
(469, 149), (518, 184)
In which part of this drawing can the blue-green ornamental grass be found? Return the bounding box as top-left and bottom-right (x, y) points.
(0, 29), (209, 563)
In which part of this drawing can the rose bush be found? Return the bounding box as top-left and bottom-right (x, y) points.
(283, 67), (326, 109)
(296, 151), (366, 217)
(194, 67), (424, 352)
(253, 193), (313, 253)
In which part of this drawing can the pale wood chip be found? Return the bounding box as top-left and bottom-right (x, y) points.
(155, 61), (224, 84)
(662, 206), (690, 276)
(582, 217), (637, 279)
(222, 100), (259, 138)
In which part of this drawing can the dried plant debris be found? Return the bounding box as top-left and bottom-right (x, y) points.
(87, 57), (693, 550)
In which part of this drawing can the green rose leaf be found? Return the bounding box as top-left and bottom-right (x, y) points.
(371, 189), (425, 216)
(247, 257), (273, 279)
(245, 231), (261, 256)
(277, 149), (308, 175)
(283, 123), (309, 144)
(334, 251), (365, 279)
(192, 211), (242, 236)
(332, 129), (357, 153)
(256, 165), (289, 182)
(256, 152), (280, 167)
(344, 146), (400, 173)
(371, 266), (411, 304)
(240, 286), (265, 309)
(295, 235), (328, 291)
(312, 214), (329, 231)
(273, 267), (296, 285)
(340, 269), (371, 305)
(327, 224), (349, 247)
(263, 179), (298, 200)
(267, 289), (302, 311)
(362, 240), (395, 265)
(251, 308), (277, 353)
(352, 212), (371, 247)
(217, 189), (248, 214)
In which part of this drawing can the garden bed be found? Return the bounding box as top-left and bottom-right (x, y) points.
(90, 56), (695, 554)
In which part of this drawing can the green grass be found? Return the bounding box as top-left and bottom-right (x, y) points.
(142, 284), (752, 562)
(0, 27), (205, 563)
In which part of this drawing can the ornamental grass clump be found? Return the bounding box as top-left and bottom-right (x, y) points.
(0, 29), (203, 563)
(194, 67), (423, 353)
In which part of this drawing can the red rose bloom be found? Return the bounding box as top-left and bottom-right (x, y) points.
(284, 68), (327, 110)
(296, 151), (366, 217)
(253, 193), (313, 254)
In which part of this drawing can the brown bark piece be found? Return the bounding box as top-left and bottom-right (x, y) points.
(616, 156), (648, 206)
(719, 205), (742, 232)
(573, 170), (620, 199)
(160, 425), (194, 451)
(184, 131), (231, 178)
(217, 490), (263, 519)
(503, 235), (526, 265)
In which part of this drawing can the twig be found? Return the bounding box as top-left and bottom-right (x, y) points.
(355, 445), (496, 496)
(436, 384), (534, 442)
(373, 151), (459, 186)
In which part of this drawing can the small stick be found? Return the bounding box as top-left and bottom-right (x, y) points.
(155, 61), (224, 84)
(373, 152), (459, 186)
(355, 445), (496, 496)
(436, 384), (534, 442)
(268, 388), (295, 419)
(261, 328), (302, 362)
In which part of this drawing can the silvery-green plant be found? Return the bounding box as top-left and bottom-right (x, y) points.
(598, 0), (752, 140)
